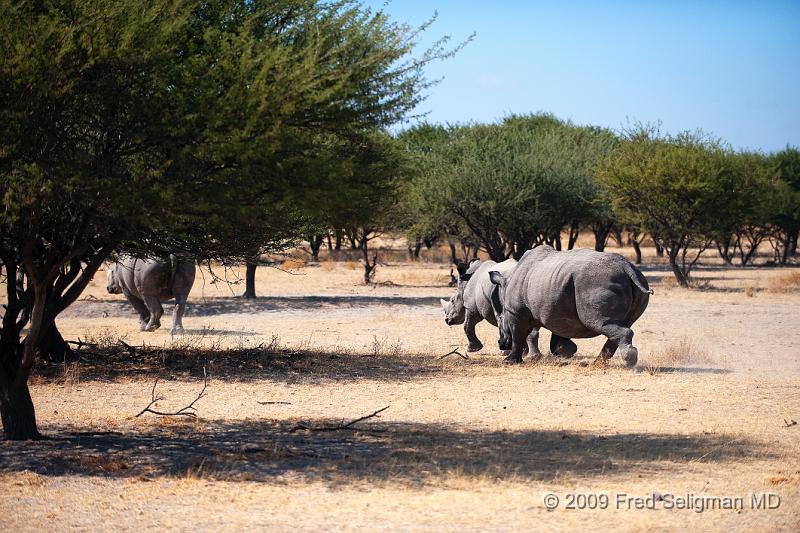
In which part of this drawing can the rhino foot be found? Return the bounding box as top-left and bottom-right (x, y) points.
(552, 340), (578, 358)
(144, 323), (161, 332)
(623, 346), (638, 368)
(466, 341), (483, 352)
(503, 354), (523, 365)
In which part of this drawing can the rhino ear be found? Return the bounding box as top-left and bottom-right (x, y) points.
(440, 298), (450, 311)
(489, 271), (505, 286)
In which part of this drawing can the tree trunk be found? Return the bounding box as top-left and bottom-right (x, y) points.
(631, 239), (642, 265)
(567, 224), (580, 250)
(242, 262), (257, 299)
(308, 235), (323, 261)
(413, 237), (423, 259)
(347, 232), (358, 250)
(611, 226), (624, 247)
(654, 240), (664, 257)
(717, 237), (734, 266)
(790, 229), (799, 258)
(361, 241), (378, 284)
(667, 247), (689, 287)
(592, 223), (613, 252)
(334, 229), (342, 251)
(448, 240), (458, 264)
(0, 376), (41, 440)
(326, 233), (333, 252)
(37, 323), (73, 363)
(0, 339), (41, 440)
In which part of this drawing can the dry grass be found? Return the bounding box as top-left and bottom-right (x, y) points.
(642, 337), (714, 375)
(766, 270), (800, 293)
(2, 248), (800, 531)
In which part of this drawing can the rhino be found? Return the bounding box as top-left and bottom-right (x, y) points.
(488, 246), (651, 366)
(440, 258), (517, 352)
(106, 255), (196, 334)
(441, 258), (578, 356)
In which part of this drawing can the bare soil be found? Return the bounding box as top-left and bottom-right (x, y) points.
(1, 244), (799, 531)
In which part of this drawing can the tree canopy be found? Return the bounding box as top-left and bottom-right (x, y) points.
(0, 0), (451, 439)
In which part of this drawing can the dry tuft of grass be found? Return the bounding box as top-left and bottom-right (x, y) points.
(281, 259), (306, 270)
(766, 271), (800, 293)
(7, 470), (47, 488)
(643, 337), (713, 375)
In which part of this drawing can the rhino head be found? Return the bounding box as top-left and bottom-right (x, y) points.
(106, 263), (122, 294)
(489, 270), (512, 351)
(440, 260), (478, 326)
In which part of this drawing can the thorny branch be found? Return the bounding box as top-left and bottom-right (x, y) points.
(290, 405), (390, 432)
(134, 367), (208, 418)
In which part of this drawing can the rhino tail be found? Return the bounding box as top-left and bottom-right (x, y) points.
(623, 261), (654, 295)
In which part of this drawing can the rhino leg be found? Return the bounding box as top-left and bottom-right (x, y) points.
(171, 293), (188, 334)
(464, 310), (484, 352)
(526, 328), (544, 363)
(550, 335), (577, 358)
(504, 318), (530, 365)
(596, 324), (637, 367)
(124, 292), (151, 331)
(142, 294), (164, 332)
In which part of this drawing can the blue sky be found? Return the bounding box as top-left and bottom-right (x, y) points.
(364, 0), (799, 152)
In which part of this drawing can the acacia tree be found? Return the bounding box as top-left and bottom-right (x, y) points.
(597, 127), (739, 287)
(406, 115), (616, 260)
(713, 152), (777, 265)
(769, 147), (800, 262)
(0, 0), (446, 439)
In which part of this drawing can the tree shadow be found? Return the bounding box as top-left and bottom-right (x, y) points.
(63, 295), (444, 319)
(33, 345), (444, 384)
(0, 419), (767, 486)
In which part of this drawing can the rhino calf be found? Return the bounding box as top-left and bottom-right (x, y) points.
(107, 255), (196, 334)
(489, 246), (651, 367)
(440, 258), (518, 352)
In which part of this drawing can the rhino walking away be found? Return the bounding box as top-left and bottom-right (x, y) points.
(107, 255), (196, 334)
(489, 246), (651, 366)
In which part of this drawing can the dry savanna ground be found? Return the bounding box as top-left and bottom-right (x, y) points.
(1, 240), (799, 531)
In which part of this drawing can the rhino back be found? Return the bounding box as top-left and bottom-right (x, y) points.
(133, 260), (171, 299)
(520, 248), (647, 338)
(463, 260), (496, 314)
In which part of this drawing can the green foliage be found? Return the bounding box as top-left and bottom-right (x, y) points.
(402, 114), (616, 260)
(596, 127), (742, 284)
(768, 147), (800, 261)
(0, 0), (450, 438)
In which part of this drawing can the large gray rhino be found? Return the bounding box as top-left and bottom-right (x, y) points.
(106, 255), (196, 333)
(440, 258), (518, 352)
(488, 246), (651, 366)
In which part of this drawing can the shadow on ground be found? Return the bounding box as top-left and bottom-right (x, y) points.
(0, 420), (766, 486)
(64, 295), (443, 319)
(33, 344), (446, 384)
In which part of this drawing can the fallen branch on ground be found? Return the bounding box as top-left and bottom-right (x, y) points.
(257, 401), (292, 405)
(439, 349), (469, 360)
(290, 405), (389, 432)
(134, 368), (208, 418)
(784, 418), (797, 427)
